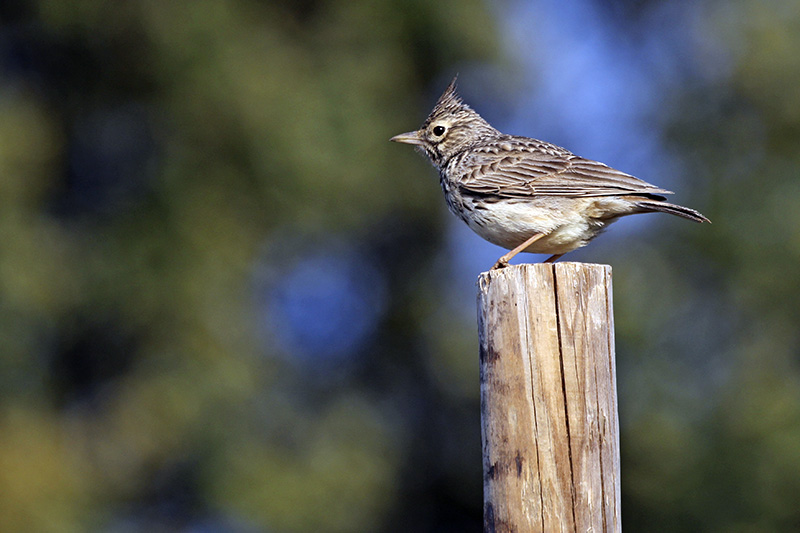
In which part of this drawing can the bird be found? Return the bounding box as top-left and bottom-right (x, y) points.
(390, 77), (710, 270)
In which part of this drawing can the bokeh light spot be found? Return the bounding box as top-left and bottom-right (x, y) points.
(255, 240), (388, 367)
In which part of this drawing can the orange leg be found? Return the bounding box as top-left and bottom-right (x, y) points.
(491, 233), (545, 270)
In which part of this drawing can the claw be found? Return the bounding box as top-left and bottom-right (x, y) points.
(491, 259), (509, 270)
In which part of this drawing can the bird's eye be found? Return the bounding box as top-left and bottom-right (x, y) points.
(432, 125), (446, 136)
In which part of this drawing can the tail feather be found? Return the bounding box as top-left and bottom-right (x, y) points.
(636, 199), (710, 224)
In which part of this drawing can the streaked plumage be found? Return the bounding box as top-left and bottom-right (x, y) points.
(391, 77), (709, 269)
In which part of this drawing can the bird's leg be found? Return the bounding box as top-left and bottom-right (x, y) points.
(544, 254), (563, 263)
(491, 233), (545, 270)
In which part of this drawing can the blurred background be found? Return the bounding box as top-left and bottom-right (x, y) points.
(1, 0), (799, 531)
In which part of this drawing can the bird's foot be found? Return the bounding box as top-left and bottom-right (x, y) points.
(491, 259), (509, 270)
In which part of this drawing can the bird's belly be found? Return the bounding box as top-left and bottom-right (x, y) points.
(462, 197), (614, 255)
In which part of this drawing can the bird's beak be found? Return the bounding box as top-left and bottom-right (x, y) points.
(390, 130), (424, 145)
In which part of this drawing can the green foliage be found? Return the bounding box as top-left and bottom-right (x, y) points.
(614, 1), (800, 531)
(0, 0), (498, 530)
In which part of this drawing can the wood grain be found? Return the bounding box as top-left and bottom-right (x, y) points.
(478, 263), (620, 532)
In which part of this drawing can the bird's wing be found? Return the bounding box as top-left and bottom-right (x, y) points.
(457, 140), (672, 198)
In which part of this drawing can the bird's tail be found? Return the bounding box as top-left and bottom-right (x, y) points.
(635, 199), (711, 224)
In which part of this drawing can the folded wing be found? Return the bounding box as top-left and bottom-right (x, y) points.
(458, 138), (672, 199)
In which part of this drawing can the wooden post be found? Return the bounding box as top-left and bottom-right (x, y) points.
(478, 263), (620, 532)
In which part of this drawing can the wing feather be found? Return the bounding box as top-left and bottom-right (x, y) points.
(458, 137), (672, 198)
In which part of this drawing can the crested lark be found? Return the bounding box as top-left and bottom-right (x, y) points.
(391, 77), (709, 269)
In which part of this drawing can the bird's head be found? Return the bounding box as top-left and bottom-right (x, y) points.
(391, 77), (499, 168)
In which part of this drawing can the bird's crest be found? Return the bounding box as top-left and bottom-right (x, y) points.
(425, 76), (472, 125)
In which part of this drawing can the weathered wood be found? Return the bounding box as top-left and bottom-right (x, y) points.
(478, 263), (620, 532)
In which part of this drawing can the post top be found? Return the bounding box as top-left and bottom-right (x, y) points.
(478, 262), (612, 293)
